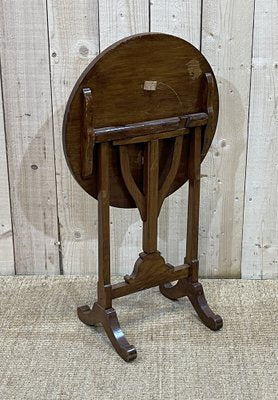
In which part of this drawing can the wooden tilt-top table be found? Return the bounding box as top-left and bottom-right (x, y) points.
(63, 33), (223, 362)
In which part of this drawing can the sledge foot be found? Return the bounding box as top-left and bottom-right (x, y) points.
(78, 302), (137, 362)
(159, 279), (223, 331)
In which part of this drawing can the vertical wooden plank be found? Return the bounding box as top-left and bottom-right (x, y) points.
(242, 0), (278, 279)
(150, 0), (201, 47)
(0, 76), (14, 274)
(151, 0), (201, 267)
(0, 0), (60, 274)
(99, 0), (149, 50)
(201, 0), (254, 277)
(47, 0), (99, 274)
(99, 0), (149, 275)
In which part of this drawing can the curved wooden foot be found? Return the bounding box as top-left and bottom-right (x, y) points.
(77, 302), (137, 362)
(159, 279), (223, 331)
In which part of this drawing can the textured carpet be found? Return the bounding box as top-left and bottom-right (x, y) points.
(0, 276), (277, 400)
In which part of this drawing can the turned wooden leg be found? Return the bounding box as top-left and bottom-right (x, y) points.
(78, 302), (137, 362)
(159, 278), (223, 331)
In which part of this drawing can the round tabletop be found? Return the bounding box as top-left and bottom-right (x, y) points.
(63, 33), (219, 208)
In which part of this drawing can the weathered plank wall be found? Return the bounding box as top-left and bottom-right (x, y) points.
(200, 0), (254, 278)
(242, 0), (278, 279)
(0, 0), (277, 278)
(0, 0), (60, 274)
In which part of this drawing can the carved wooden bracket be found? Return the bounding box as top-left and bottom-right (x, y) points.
(119, 145), (147, 221)
(114, 251), (190, 298)
(201, 72), (215, 156)
(81, 87), (95, 179)
(205, 72), (214, 119)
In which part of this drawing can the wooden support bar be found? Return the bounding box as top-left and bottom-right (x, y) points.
(113, 127), (189, 146)
(111, 263), (190, 299)
(94, 112), (208, 143)
(185, 126), (202, 281)
(143, 140), (159, 253)
(97, 142), (112, 308)
(82, 88), (95, 179)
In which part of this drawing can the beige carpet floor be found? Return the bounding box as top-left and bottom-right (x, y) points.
(0, 276), (277, 400)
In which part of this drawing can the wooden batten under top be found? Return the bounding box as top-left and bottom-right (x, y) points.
(94, 112), (208, 143)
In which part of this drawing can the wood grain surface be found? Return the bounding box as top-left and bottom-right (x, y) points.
(63, 33), (219, 206)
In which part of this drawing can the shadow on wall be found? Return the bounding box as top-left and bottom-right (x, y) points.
(17, 107), (98, 241)
(158, 77), (246, 276)
(16, 78), (246, 276)
(16, 107), (141, 274)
